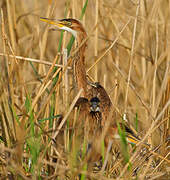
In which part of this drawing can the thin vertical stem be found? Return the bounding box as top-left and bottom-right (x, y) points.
(72, 0), (76, 18)
(151, 16), (158, 117)
(6, 0), (16, 52)
(63, 49), (69, 107)
(82, 0), (86, 24)
(124, 1), (140, 112)
(140, 0), (147, 99)
(103, 74), (106, 89)
(94, 0), (99, 81)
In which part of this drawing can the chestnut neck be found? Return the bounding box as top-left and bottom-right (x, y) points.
(74, 30), (88, 97)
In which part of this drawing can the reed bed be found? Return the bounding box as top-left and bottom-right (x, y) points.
(0, 0), (169, 179)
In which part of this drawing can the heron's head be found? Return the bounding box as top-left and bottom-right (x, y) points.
(40, 17), (85, 37)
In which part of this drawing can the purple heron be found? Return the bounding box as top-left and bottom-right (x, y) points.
(40, 18), (112, 126)
(40, 16), (148, 152)
(40, 17), (150, 148)
(40, 18), (151, 176)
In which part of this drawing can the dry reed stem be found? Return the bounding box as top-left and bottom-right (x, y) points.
(118, 99), (170, 178)
(94, 0), (98, 81)
(63, 49), (69, 107)
(154, 38), (170, 116)
(140, 157), (153, 180)
(0, 53), (71, 68)
(52, 88), (83, 139)
(109, 16), (119, 106)
(34, 68), (61, 119)
(101, 140), (113, 173)
(124, 1), (139, 112)
(1, 8), (16, 145)
(111, 60), (153, 119)
(151, 16), (159, 117)
(149, 150), (170, 164)
(72, 0), (76, 18)
(43, 54), (59, 84)
(34, 49), (76, 120)
(29, 55), (60, 114)
(38, 2), (52, 75)
(140, 1), (147, 102)
(6, 0), (16, 52)
(87, 19), (131, 73)
(151, 152), (170, 174)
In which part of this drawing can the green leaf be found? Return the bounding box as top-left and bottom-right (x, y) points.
(117, 122), (129, 164)
(135, 112), (138, 132)
(67, 0), (88, 55)
(67, 36), (75, 56)
(80, 0), (89, 20)
(25, 94), (31, 113)
(101, 139), (105, 163)
(38, 114), (62, 123)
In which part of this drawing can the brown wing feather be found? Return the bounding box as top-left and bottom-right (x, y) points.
(87, 82), (113, 126)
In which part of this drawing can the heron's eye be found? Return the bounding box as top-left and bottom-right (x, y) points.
(68, 21), (72, 26)
(64, 21), (72, 26)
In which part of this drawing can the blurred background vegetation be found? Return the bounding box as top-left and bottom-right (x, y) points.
(0, 0), (169, 179)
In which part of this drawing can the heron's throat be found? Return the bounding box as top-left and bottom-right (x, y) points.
(61, 26), (77, 37)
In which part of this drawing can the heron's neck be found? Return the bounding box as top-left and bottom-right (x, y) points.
(77, 31), (87, 63)
(75, 31), (88, 97)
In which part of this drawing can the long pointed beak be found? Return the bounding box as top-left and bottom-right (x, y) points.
(40, 17), (77, 37)
(40, 17), (64, 28)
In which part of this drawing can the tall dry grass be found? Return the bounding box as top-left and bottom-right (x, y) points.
(0, 0), (169, 179)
